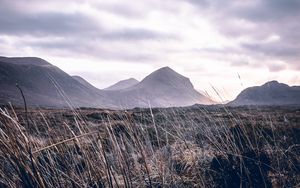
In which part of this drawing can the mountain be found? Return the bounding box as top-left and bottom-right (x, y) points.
(104, 78), (139, 90)
(0, 56), (114, 108)
(103, 67), (213, 108)
(0, 56), (213, 108)
(72, 76), (100, 92)
(0, 56), (50, 66)
(229, 81), (300, 106)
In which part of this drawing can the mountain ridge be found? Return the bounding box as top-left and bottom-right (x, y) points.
(0, 56), (214, 108)
(0, 56), (51, 66)
(104, 78), (139, 90)
(0, 57), (113, 108)
(72, 76), (100, 92)
(229, 80), (300, 106)
(103, 66), (213, 108)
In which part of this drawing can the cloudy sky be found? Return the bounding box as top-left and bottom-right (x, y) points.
(1, 0), (299, 101)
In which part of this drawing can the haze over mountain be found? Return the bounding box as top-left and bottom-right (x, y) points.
(229, 81), (300, 106)
(0, 56), (213, 108)
(104, 78), (139, 90)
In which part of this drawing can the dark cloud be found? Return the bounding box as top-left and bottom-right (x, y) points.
(187, 0), (300, 21)
(242, 42), (300, 60)
(233, 0), (300, 22)
(101, 28), (177, 41)
(0, 2), (101, 36)
(0, 13), (100, 37)
(184, 0), (210, 7)
(0, 0), (175, 40)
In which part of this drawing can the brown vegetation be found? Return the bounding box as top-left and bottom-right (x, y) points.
(0, 105), (299, 187)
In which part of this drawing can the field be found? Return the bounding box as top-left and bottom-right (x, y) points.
(0, 105), (299, 187)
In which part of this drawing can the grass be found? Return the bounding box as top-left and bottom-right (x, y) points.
(0, 105), (299, 187)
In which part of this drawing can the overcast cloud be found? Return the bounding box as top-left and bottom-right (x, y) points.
(0, 0), (299, 101)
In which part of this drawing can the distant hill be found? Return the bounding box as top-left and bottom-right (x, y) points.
(104, 78), (139, 90)
(103, 67), (213, 108)
(0, 56), (214, 108)
(229, 81), (300, 106)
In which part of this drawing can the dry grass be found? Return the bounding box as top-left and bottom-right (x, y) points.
(0, 105), (299, 187)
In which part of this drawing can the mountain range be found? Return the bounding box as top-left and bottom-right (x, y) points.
(0, 56), (212, 108)
(1, 56), (299, 108)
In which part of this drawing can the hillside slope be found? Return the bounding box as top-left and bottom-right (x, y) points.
(229, 81), (300, 106)
(103, 67), (213, 108)
(104, 78), (139, 90)
(0, 57), (113, 107)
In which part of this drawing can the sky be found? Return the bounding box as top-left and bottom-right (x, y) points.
(0, 0), (300, 101)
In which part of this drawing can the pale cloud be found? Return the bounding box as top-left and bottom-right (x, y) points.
(0, 0), (299, 101)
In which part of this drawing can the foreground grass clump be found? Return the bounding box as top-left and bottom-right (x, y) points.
(0, 105), (299, 187)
